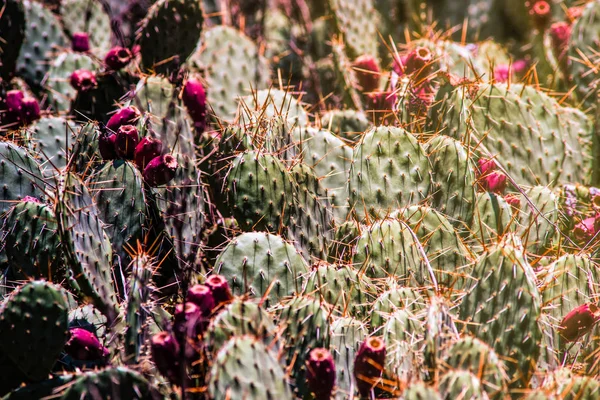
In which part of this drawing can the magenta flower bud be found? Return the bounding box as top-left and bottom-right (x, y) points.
(205, 275), (233, 307)
(104, 46), (133, 71)
(480, 171), (507, 194)
(558, 303), (600, 342)
(21, 97), (40, 124)
(306, 348), (336, 400)
(134, 137), (163, 170)
(186, 284), (215, 317)
(150, 331), (181, 384)
(477, 158), (497, 177)
(99, 132), (118, 160)
(353, 54), (380, 93)
(69, 69), (97, 92)
(106, 106), (140, 133)
(115, 124), (139, 159)
(21, 196), (42, 203)
(504, 194), (521, 209)
(142, 154), (178, 187)
(354, 337), (386, 397)
(72, 32), (90, 52)
(64, 328), (109, 361)
(182, 78), (207, 134)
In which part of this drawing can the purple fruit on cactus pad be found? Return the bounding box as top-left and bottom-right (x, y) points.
(99, 132), (118, 160)
(186, 284), (215, 317)
(106, 106), (141, 133)
(354, 337), (386, 397)
(150, 332), (181, 385)
(353, 55), (380, 93)
(115, 124), (140, 159)
(205, 275), (233, 306)
(21, 97), (40, 124)
(480, 171), (507, 194)
(404, 46), (433, 80)
(182, 78), (207, 133)
(306, 348), (336, 400)
(134, 137), (163, 170)
(70, 69), (97, 92)
(573, 215), (600, 244)
(21, 196), (41, 203)
(143, 154), (178, 187)
(64, 328), (109, 361)
(173, 302), (205, 361)
(104, 47), (133, 71)
(72, 32), (90, 52)
(4, 90), (24, 125)
(558, 303), (600, 342)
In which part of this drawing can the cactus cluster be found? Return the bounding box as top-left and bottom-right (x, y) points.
(3, 0), (600, 399)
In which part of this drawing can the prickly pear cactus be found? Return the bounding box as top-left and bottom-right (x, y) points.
(138, 0), (203, 74)
(0, 281), (69, 381)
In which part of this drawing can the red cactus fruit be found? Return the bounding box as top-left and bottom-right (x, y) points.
(21, 97), (40, 124)
(182, 78), (207, 134)
(143, 154), (178, 187)
(72, 32), (90, 52)
(504, 194), (521, 209)
(104, 46), (133, 71)
(353, 54), (380, 93)
(134, 137), (163, 170)
(477, 158), (497, 177)
(306, 348), (336, 400)
(205, 275), (233, 306)
(115, 125), (140, 159)
(64, 328), (109, 361)
(99, 132), (118, 160)
(69, 69), (97, 92)
(106, 106), (141, 133)
(150, 331), (181, 384)
(558, 303), (600, 342)
(186, 284), (215, 317)
(173, 302), (204, 360)
(404, 46), (433, 81)
(573, 215), (600, 244)
(550, 22), (571, 73)
(480, 171), (507, 194)
(4, 90), (24, 125)
(530, 1), (552, 31)
(354, 337), (386, 397)
(366, 91), (397, 125)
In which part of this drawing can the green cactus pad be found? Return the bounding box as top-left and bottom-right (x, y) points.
(55, 172), (119, 322)
(0, 141), (46, 215)
(517, 186), (560, 255)
(44, 51), (96, 112)
(138, 0), (203, 74)
(188, 26), (270, 121)
(206, 298), (278, 352)
(303, 263), (375, 318)
(321, 109), (371, 143)
(348, 126), (431, 221)
(472, 192), (516, 246)
(328, 0), (378, 58)
(458, 235), (542, 389)
(16, 0), (67, 89)
(330, 317), (367, 399)
(428, 135), (476, 232)
(88, 160), (152, 267)
(0, 281), (69, 381)
(69, 122), (102, 177)
(224, 150), (297, 233)
(352, 218), (425, 283)
(214, 231), (308, 307)
(208, 336), (293, 400)
(3, 199), (64, 281)
(439, 370), (487, 400)
(62, 367), (160, 399)
(61, 0), (112, 56)
(26, 116), (78, 177)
